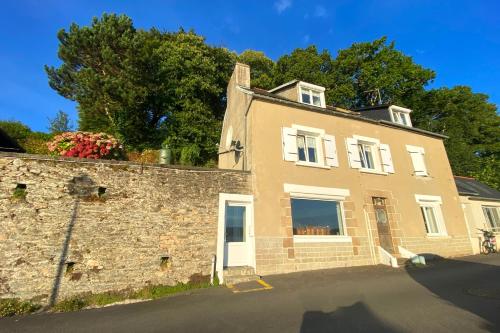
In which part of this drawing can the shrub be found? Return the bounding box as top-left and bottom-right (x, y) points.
(47, 132), (123, 159)
(0, 299), (41, 317)
(126, 149), (160, 164)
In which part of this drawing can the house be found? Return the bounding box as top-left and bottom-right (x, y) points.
(216, 63), (473, 281)
(455, 176), (500, 254)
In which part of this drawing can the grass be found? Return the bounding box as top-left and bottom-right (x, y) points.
(0, 299), (41, 317)
(52, 280), (216, 312)
(12, 187), (26, 200)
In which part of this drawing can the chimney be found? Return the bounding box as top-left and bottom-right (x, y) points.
(233, 62), (250, 89)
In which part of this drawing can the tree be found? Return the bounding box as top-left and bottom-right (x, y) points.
(238, 50), (276, 90)
(274, 46), (333, 91)
(410, 86), (500, 189)
(45, 14), (236, 164)
(48, 110), (73, 134)
(329, 37), (436, 108)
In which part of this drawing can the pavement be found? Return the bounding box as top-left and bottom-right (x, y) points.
(1, 254), (499, 333)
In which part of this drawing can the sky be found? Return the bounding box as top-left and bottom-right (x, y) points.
(0, 0), (499, 132)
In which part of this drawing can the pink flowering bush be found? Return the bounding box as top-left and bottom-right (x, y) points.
(47, 132), (123, 159)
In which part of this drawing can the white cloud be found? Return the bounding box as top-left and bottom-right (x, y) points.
(275, 0), (292, 13)
(314, 5), (327, 17)
(302, 34), (310, 44)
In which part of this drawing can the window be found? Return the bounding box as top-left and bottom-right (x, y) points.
(225, 205), (246, 242)
(482, 206), (500, 229)
(291, 198), (345, 236)
(406, 145), (428, 176)
(358, 143), (375, 169)
(389, 106), (412, 127)
(281, 125), (339, 168)
(421, 205), (440, 234)
(345, 136), (395, 174)
(415, 195), (447, 236)
(297, 134), (317, 163)
(298, 83), (325, 107)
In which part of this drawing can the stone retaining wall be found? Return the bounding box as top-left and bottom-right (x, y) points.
(0, 153), (250, 304)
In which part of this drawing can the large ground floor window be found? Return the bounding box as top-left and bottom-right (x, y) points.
(291, 198), (345, 236)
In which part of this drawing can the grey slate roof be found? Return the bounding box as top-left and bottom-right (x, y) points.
(454, 176), (500, 201)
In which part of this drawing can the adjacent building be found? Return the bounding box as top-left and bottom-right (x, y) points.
(216, 63), (473, 281)
(455, 176), (500, 254)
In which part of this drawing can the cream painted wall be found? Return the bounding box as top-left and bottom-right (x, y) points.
(248, 99), (469, 241)
(459, 196), (500, 253)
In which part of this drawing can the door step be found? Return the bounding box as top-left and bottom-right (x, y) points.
(396, 257), (409, 267)
(223, 266), (259, 285)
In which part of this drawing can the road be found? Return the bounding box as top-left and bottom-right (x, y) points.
(1, 254), (499, 332)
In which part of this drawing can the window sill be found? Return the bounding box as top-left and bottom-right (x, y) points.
(293, 235), (352, 243)
(426, 234), (450, 239)
(296, 161), (330, 169)
(359, 168), (388, 176)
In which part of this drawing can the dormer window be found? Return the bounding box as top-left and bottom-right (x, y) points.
(298, 82), (326, 108)
(389, 105), (412, 127)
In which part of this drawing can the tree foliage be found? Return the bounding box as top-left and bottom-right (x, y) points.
(46, 14), (235, 164)
(48, 110), (73, 134)
(238, 50), (275, 89)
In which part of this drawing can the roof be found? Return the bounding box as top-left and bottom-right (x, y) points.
(354, 104), (392, 112)
(267, 80), (299, 93)
(245, 87), (448, 140)
(454, 176), (500, 202)
(0, 128), (24, 152)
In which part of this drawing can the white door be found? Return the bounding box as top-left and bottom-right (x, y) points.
(224, 202), (252, 267)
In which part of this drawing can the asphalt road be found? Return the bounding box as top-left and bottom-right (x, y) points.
(1, 254), (499, 333)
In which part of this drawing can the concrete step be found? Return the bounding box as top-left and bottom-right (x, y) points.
(223, 266), (259, 285)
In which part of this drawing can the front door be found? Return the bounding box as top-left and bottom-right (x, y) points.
(373, 197), (395, 254)
(224, 202), (251, 267)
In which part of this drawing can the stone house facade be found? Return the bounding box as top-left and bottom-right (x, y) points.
(217, 63), (473, 280)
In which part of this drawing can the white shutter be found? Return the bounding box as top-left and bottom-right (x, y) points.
(379, 143), (395, 173)
(281, 127), (298, 162)
(406, 145), (428, 176)
(346, 138), (362, 169)
(323, 135), (338, 167)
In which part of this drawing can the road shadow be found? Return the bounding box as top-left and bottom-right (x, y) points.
(405, 254), (500, 332)
(300, 301), (401, 333)
(48, 175), (96, 307)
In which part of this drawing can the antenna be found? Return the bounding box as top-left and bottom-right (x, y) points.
(364, 89), (382, 106)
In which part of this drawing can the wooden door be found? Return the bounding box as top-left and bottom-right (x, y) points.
(373, 197), (395, 254)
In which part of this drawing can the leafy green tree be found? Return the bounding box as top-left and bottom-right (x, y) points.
(238, 50), (276, 89)
(274, 46), (333, 91)
(0, 120), (31, 142)
(329, 37), (435, 108)
(410, 86), (500, 188)
(48, 110), (73, 134)
(46, 14), (235, 164)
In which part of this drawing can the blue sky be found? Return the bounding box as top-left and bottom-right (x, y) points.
(0, 0), (499, 132)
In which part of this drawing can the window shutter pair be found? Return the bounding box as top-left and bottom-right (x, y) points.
(281, 127), (338, 167)
(345, 138), (395, 173)
(407, 146), (428, 176)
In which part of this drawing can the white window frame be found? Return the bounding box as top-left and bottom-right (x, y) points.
(298, 82), (326, 108)
(415, 195), (447, 237)
(284, 183), (352, 243)
(389, 105), (412, 127)
(482, 206), (500, 230)
(352, 135), (386, 174)
(292, 124), (328, 169)
(406, 145), (428, 177)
